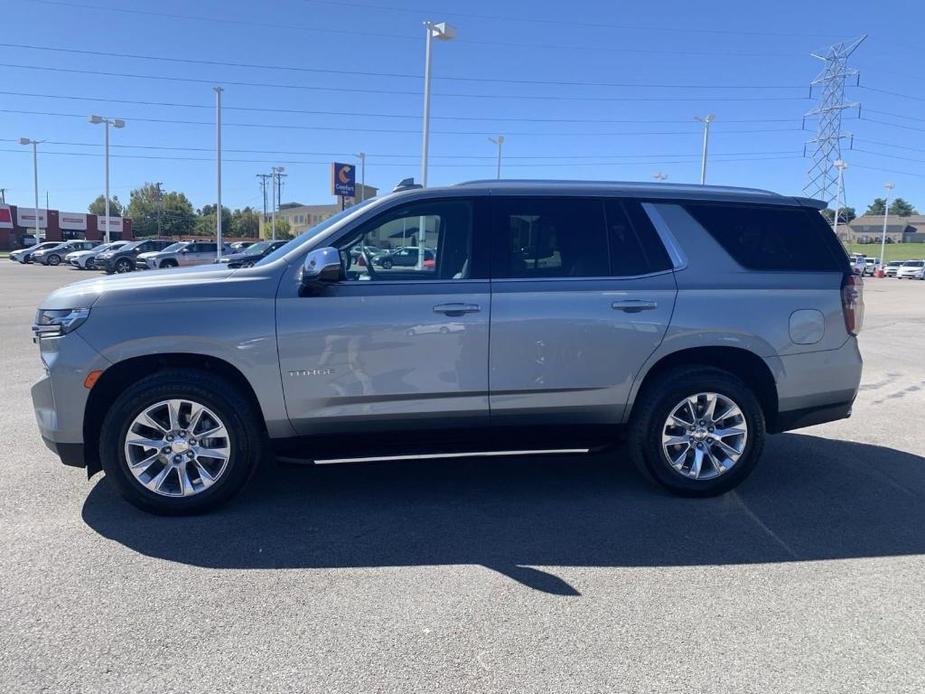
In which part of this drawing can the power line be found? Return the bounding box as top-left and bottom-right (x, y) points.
(857, 85), (925, 103)
(863, 108), (925, 123)
(0, 63), (811, 102)
(0, 146), (802, 168)
(0, 108), (804, 137)
(300, 0), (836, 38)
(25, 0), (800, 58)
(0, 89), (800, 125)
(855, 138), (925, 155)
(860, 117), (925, 134)
(0, 42), (807, 90)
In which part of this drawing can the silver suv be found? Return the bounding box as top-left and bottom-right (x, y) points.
(31, 181), (863, 514)
(140, 241), (232, 270)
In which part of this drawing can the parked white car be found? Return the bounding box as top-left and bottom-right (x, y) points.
(863, 257), (880, 276)
(896, 260), (925, 280)
(884, 260), (904, 277)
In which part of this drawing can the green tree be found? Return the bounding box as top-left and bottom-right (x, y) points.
(889, 197), (917, 217)
(127, 183), (195, 237)
(260, 218), (292, 240)
(195, 204), (232, 237)
(821, 207), (856, 225)
(865, 198), (886, 216)
(230, 207), (261, 238)
(88, 194), (124, 217)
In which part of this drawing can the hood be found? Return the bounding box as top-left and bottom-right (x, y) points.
(136, 251), (162, 260)
(68, 250), (94, 259)
(38, 264), (241, 311)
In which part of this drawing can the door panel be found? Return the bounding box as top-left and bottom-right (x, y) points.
(276, 196), (490, 436)
(489, 275), (676, 424)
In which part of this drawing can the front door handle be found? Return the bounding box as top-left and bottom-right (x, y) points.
(433, 303), (481, 316)
(611, 299), (658, 313)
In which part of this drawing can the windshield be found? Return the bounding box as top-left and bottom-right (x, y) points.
(255, 198), (380, 267)
(160, 242), (187, 253)
(903, 261), (924, 267)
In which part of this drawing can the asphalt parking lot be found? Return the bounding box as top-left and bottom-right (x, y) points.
(1, 261), (923, 693)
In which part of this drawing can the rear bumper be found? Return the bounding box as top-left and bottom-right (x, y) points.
(770, 400), (853, 434)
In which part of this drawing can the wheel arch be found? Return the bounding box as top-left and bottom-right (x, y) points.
(83, 353), (267, 476)
(628, 346), (779, 429)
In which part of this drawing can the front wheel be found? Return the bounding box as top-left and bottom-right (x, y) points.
(47, 254), (61, 266)
(626, 366), (765, 497)
(381, 258), (393, 269)
(115, 258), (134, 273)
(99, 369), (266, 514)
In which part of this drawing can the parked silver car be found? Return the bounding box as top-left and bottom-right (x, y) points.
(142, 241), (231, 269)
(33, 240), (99, 266)
(32, 181), (863, 514)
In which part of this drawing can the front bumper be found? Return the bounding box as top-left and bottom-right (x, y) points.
(31, 331), (110, 469)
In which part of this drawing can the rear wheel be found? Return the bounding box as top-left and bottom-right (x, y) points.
(626, 367), (765, 497)
(100, 369), (266, 514)
(115, 258), (133, 273)
(381, 258), (393, 269)
(160, 259), (178, 268)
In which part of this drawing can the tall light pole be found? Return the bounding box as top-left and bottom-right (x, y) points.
(694, 113), (715, 185)
(832, 160), (848, 243)
(489, 135), (505, 179)
(89, 115), (125, 243)
(155, 181), (163, 237)
(18, 138), (44, 241)
(420, 21), (457, 188)
(214, 86), (224, 259)
(355, 152), (366, 201)
(879, 182), (895, 273)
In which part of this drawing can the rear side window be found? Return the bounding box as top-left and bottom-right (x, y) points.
(605, 200), (673, 275)
(493, 197), (609, 279)
(684, 203), (844, 272)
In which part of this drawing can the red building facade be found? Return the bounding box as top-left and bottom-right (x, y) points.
(0, 204), (134, 251)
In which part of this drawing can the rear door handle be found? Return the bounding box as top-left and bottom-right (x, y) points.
(433, 303), (481, 316)
(611, 299), (658, 313)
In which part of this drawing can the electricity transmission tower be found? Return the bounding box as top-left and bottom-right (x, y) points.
(803, 35), (867, 202)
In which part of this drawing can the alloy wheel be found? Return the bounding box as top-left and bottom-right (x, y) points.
(123, 399), (231, 497)
(661, 392), (748, 481)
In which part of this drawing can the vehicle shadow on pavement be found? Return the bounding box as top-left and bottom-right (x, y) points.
(81, 433), (925, 595)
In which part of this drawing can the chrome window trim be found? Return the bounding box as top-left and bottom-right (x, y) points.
(641, 202), (688, 271)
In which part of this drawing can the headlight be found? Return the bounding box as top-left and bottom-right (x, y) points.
(33, 308), (91, 339)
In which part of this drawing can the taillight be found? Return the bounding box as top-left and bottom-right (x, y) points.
(841, 273), (864, 336)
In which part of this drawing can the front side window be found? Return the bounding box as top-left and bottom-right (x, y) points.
(335, 199), (473, 281)
(492, 197), (609, 279)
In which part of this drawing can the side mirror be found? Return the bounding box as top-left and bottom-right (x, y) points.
(301, 247), (343, 286)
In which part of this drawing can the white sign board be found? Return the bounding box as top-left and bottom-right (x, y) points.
(16, 208), (48, 229)
(58, 212), (88, 231)
(97, 216), (124, 233)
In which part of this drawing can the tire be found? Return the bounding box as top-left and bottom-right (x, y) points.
(161, 259), (178, 268)
(381, 259), (393, 269)
(99, 369), (266, 515)
(115, 258), (133, 273)
(47, 254), (61, 266)
(626, 366), (766, 497)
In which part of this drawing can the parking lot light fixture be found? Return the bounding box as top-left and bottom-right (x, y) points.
(89, 115), (126, 243)
(420, 20), (457, 189)
(489, 136), (505, 179)
(880, 182), (895, 272)
(19, 138), (44, 241)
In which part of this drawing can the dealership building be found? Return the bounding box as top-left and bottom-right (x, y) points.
(0, 204), (134, 251)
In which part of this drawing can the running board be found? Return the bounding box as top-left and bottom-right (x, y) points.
(309, 448), (590, 465)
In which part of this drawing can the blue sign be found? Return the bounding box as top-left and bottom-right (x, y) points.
(331, 162), (356, 198)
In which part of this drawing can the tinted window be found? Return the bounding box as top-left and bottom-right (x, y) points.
(336, 199), (473, 281)
(604, 200), (672, 276)
(685, 204), (843, 272)
(198, 243), (217, 253)
(493, 197), (609, 279)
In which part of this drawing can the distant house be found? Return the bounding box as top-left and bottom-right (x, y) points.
(844, 214), (925, 244)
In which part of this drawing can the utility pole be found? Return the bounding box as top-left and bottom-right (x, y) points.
(155, 181), (163, 237)
(271, 166), (286, 241)
(879, 182), (894, 273)
(694, 114), (715, 185)
(355, 152), (366, 201)
(803, 35), (867, 202)
(832, 160), (847, 242)
(257, 173), (271, 231)
(214, 86), (224, 259)
(0, 188), (6, 204)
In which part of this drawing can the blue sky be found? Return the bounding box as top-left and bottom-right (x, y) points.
(1, 0), (922, 216)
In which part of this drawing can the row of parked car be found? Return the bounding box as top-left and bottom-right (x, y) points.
(9, 238), (288, 273)
(849, 254), (925, 279)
